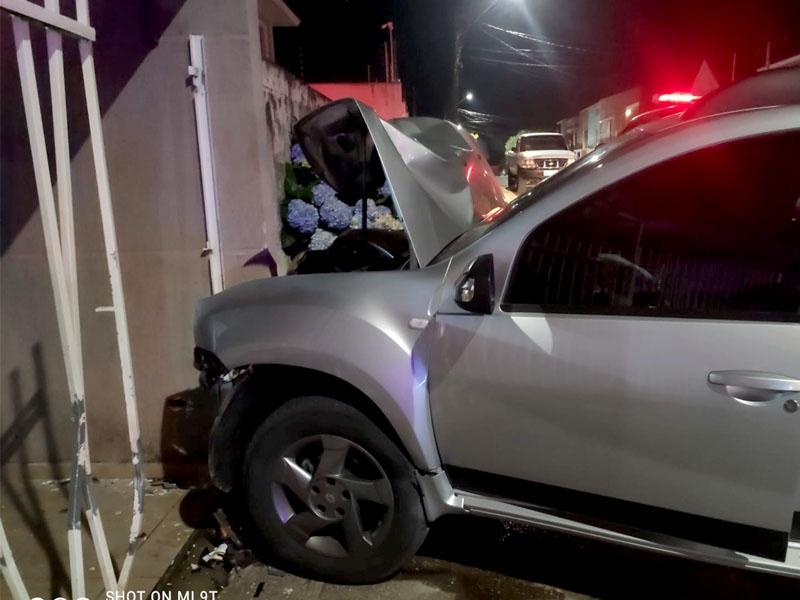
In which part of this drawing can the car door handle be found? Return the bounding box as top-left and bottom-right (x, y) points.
(708, 370), (800, 404)
(708, 371), (800, 392)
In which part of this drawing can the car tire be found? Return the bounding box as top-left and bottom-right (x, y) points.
(244, 396), (428, 584)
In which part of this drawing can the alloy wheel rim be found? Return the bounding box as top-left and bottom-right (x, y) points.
(269, 434), (394, 558)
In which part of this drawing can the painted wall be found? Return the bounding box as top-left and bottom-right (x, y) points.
(262, 60), (329, 221)
(1, 0), (281, 468)
(309, 82), (408, 120)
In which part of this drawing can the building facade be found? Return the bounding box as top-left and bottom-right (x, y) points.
(558, 87), (641, 157)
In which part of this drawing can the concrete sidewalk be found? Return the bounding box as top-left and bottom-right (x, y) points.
(5, 473), (797, 600)
(0, 473), (191, 599)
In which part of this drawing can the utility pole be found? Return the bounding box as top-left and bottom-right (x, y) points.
(381, 21), (396, 81)
(451, 0), (501, 119)
(383, 39), (390, 81)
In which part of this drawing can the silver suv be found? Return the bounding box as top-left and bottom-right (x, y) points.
(194, 69), (800, 583)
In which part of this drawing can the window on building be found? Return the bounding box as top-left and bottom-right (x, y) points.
(505, 132), (800, 322)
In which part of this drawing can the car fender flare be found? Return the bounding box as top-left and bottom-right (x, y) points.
(208, 349), (440, 491)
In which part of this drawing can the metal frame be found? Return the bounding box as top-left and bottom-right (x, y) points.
(2, 0), (144, 596)
(0, 517), (28, 600)
(1, 0), (95, 40)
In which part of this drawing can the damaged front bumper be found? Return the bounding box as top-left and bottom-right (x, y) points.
(194, 347), (250, 389)
(193, 347), (228, 388)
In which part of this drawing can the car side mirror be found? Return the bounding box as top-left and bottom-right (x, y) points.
(455, 254), (495, 314)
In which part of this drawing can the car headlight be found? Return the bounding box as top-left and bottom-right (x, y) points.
(521, 159), (536, 168)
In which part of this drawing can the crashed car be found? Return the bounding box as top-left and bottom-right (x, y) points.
(195, 68), (800, 584)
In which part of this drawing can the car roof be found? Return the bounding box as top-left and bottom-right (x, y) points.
(600, 104), (798, 174)
(682, 66), (800, 121)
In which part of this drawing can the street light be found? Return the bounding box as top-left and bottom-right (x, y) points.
(465, 91), (474, 101)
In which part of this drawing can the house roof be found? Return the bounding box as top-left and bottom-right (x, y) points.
(259, 0), (300, 27)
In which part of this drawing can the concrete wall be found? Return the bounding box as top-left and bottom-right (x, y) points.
(262, 60), (329, 210)
(308, 82), (408, 120)
(1, 0), (279, 466)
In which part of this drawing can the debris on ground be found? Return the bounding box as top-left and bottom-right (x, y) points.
(145, 477), (179, 495)
(214, 508), (255, 569)
(201, 543), (228, 564)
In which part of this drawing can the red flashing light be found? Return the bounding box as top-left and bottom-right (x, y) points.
(466, 164), (474, 181)
(656, 92), (700, 104)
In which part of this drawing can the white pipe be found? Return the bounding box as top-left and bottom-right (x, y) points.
(189, 34), (225, 294)
(0, 517), (29, 600)
(76, 0), (145, 590)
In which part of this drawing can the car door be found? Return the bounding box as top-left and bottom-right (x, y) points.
(429, 130), (800, 560)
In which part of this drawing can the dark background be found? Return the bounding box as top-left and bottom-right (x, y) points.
(276, 0), (800, 135)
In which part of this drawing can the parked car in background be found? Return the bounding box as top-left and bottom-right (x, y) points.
(194, 69), (800, 585)
(506, 131), (576, 192)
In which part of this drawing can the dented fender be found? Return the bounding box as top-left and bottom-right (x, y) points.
(194, 266), (451, 477)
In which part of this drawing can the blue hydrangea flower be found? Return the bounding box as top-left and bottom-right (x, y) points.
(319, 198), (353, 231)
(290, 143), (307, 165)
(311, 181), (338, 207)
(350, 199), (378, 229)
(378, 180), (392, 198)
(286, 198), (318, 235)
(309, 228), (337, 251)
(352, 198), (377, 218)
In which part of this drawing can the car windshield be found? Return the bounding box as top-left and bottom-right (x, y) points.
(519, 135), (567, 151)
(432, 148), (605, 263)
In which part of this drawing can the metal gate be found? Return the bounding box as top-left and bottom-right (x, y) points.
(0, 1), (144, 598)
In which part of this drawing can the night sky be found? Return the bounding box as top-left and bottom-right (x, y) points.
(277, 0), (800, 136)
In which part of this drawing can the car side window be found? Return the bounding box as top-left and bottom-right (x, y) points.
(504, 132), (800, 322)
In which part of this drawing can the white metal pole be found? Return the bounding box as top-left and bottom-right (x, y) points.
(0, 517), (29, 600)
(45, 2), (118, 589)
(189, 34), (225, 294)
(45, 0), (80, 365)
(11, 16), (88, 598)
(76, 1), (145, 589)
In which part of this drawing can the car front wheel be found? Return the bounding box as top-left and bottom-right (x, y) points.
(244, 396), (428, 584)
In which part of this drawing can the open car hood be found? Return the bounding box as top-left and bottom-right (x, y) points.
(295, 99), (506, 266)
